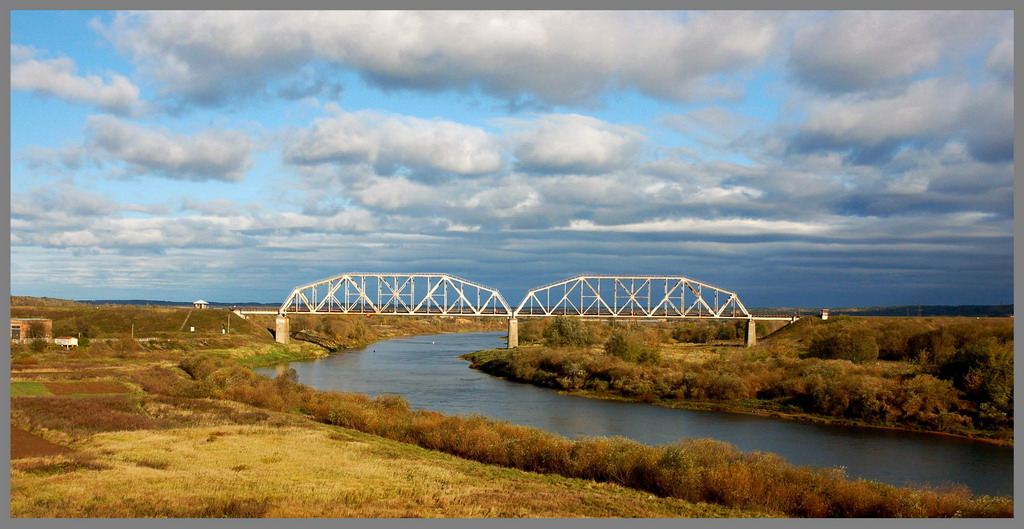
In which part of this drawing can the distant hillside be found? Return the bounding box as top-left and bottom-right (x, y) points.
(10, 296), (89, 307)
(75, 299), (280, 309)
(745, 305), (1013, 318)
(830, 305), (1013, 317)
(11, 297), (279, 309)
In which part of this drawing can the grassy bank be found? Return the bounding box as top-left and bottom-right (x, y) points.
(11, 341), (1012, 518)
(9, 301), (1014, 517)
(462, 316), (1014, 444)
(10, 333), (747, 517)
(126, 352), (1011, 518)
(12, 395), (744, 517)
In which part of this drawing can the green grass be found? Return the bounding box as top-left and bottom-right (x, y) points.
(232, 344), (329, 367)
(11, 381), (53, 396)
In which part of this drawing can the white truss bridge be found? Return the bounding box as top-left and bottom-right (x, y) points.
(514, 275), (751, 319)
(234, 272), (798, 347)
(275, 272), (512, 317)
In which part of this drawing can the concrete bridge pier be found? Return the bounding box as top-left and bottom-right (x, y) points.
(507, 317), (518, 349)
(745, 318), (757, 347)
(275, 315), (290, 344)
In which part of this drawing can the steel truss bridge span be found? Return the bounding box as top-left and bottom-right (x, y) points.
(514, 275), (751, 320)
(278, 273), (513, 317)
(237, 273), (797, 348)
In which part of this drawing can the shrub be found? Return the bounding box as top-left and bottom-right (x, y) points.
(672, 322), (713, 344)
(113, 337), (142, 359)
(808, 322), (879, 364)
(937, 337), (1013, 428)
(179, 353), (226, 381)
(543, 316), (597, 347)
(604, 328), (660, 364)
(518, 318), (550, 345)
(29, 338), (48, 353)
(128, 366), (183, 396)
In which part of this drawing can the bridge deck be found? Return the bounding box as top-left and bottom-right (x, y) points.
(238, 307), (797, 321)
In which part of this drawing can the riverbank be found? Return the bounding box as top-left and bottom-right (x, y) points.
(11, 334), (1014, 517)
(551, 386), (1014, 448)
(11, 364), (750, 518)
(461, 343), (1014, 446)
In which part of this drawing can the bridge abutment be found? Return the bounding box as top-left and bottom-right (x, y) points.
(507, 318), (518, 349)
(275, 316), (290, 344)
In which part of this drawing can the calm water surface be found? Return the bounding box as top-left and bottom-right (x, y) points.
(256, 331), (1013, 496)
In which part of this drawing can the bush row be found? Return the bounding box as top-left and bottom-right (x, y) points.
(467, 345), (1009, 435)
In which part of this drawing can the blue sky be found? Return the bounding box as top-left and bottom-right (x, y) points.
(9, 10), (1014, 307)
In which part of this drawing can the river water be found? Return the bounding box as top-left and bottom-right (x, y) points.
(255, 331), (1013, 497)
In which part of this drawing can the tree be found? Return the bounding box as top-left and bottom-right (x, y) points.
(543, 316), (596, 347)
(26, 321), (49, 339)
(29, 338), (47, 353)
(807, 320), (879, 364)
(604, 327), (660, 364)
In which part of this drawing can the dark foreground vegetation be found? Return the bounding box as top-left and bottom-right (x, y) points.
(9, 298), (1014, 517)
(465, 316), (1013, 442)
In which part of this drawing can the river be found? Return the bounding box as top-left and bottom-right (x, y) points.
(255, 331), (1013, 497)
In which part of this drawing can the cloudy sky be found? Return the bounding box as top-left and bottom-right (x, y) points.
(9, 10), (1014, 308)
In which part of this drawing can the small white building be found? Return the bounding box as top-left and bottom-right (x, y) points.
(54, 337), (79, 348)
(193, 300), (209, 309)
(821, 309), (830, 320)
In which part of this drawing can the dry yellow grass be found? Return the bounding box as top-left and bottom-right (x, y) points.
(657, 343), (724, 364)
(11, 421), (759, 518)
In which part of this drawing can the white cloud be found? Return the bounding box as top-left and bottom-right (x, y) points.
(506, 114), (647, 174)
(99, 11), (782, 106)
(800, 79), (966, 144)
(11, 181), (118, 220)
(85, 115), (255, 182)
(789, 77), (1013, 163)
(986, 37), (1013, 84)
(788, 11), (1003, 93)
(348, 176), (441, 211)
(11, 46), (147, 115)
(566, 217), (828, 236)
(283, 108), (502, 177)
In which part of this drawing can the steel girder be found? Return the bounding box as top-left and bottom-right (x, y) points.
(513, 275), (751, 319)
(278, 273), (513, 317)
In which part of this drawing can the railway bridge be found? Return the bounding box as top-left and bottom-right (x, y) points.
(235, 272), (799, 348)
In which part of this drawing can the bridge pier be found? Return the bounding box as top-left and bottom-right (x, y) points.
(745, 318), (757, 347)
(507, 318), (518, 349)
(275, 316), (290, 344)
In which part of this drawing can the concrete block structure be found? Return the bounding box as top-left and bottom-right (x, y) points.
(10, 318), (53, 343)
